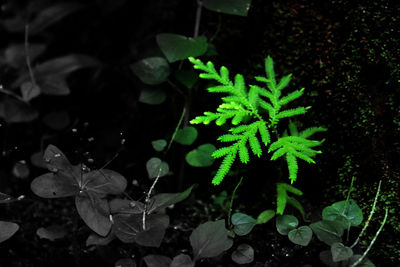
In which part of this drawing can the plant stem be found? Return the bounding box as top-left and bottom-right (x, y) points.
(193, 0), (203, 38)
(228, 177), (243, 228)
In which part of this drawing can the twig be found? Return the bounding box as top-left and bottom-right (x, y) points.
(24, 24), (37, 97)
(228, 177), (243, 228)
(194, 0), (203, 38)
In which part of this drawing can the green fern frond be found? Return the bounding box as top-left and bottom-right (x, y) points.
(212, 152), (236, 185)
(276, 182), (304, 215)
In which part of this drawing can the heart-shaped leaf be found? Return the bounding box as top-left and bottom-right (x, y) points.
(148, 185), (195, 214)
(131, 57), (171, 85)
(185, 144), (216, 167)
(75, 194), (112, 236)
(0, 221), (19, 243)
(143, 254), (171, 267)
(151, 139), (167, 152)
(310, 220), (344, 246)
(331, 242), (353, 262)
(170, 254), (194, 267)
(276, 215), (299, 235)
(231, 213), (257, 236)
(322, 199), (363, 227)
(319, 250), (341, 267)
(36, 225), (67, 241)
(231, 244), (254, 264)
(288, 226), (312, 246)
(174, 126), (198, 145)
(190, 220), (232, 260)
(146, 157), (169, 179)
(156, 34), (208, 63)
(203, 0), (252, 16)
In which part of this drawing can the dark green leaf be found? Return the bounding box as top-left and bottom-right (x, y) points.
(322, 199), (363, 226)
(143, 254), (171, 267)
(139, 88), (167, 105)
(174, 70), (198, 89)
(20, 82), (41, 102)
(146, 157), (169, 179)
(203, 0), (252, 16)
(109, 199), (144, 215)
(319, 250), (340, 267)
(75, 194), (111, 236)
(174, 126), (198, 145)
(156, 34), (208, 63)
(190, 220), (232, 260)
(231, 244), (254, 264)
(310, 220), (343, 246)
(288, 226), (312, 246)
(349, 255), (375, 267)
(12, 160), (30, 179)
(276, 215), (298, 235)
(231, 213), (257, 236)
(0, 221), (19, 243)
(331, 242), (353, 262)
(3, 44), (46, 68)
(170, 254), (194, 267)
(131, 57), (171, 85)
(185, 144), (216, 167)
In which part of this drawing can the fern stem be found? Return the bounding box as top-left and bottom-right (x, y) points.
(228, 177), (243, 228)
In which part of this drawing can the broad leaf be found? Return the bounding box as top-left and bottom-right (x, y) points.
(231, 213), (257, 236)
(231, 244), (254, 264)
(36, 225), (67, 241)
(148, 185), (195, 214)
(31, 173), (78, 198)
(185, 144), (216, 167)
(75, 194), (112, 236)
(276, 215), (298, 235)
(0, 221), (19, 243)
(170, 254), (194, 267)
(146, 157), (169, 179)
(203, 0), (252, 16)
(83, 169), (127, 196)
(109, 199), (144, 215)
(310, 220), (343, 246)
(156, 34), (208, 63)
(331, 242), (353, 262)
(322, 199), (363, 227)
(190, 220), (232, 260)
(143, 254), (171, 267)
(288, 226), (312, 246)
(319, 250), (340, 267)
(151, 139), (167, 152)
(174, 70), (198, 89)
(174, 126), (198, 145)
(86, 231), (115, 246)
(0, 96), (38, 123)
(131, 57), (171, 85)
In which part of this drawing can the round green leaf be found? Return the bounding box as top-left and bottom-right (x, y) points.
(156, 34), (208, 63)
(203, 0), (251, 16)
(257, 209), (275, 224)
(331, 242), (353, 262)
(231, 213), (257, 236)
(0, 221), (19, 243)
(322, 199), (363, 226)
(131, 57), (171, 85)
(174, 126), (198, 145)
(139, 88), (167, 105)
(146, 157), (169, 179)
(231, 244), (254, 264)
(276, 215), (299, 235)
(151, 139), (167, 152)
(288, 226), (312, 246)
(185, 144), (216, 167)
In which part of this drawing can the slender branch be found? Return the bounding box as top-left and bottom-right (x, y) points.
(228, 177), (243, 228)
(24, 24), (37, 99)
(351, 180), (382, 248)
(350, 208), (388, 267)
(194, 0), (203, 38)
(0, 85), (25, 102)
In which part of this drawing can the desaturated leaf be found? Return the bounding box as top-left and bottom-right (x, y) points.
(30, 151), (46, 168)
(276, 215), (299, 235)
(4, 44), (46, 68)
(170, 254), (194, 267)
(86, 231), (115, 246)
(147, 185), (195, 214)
(146, 157), (169, 179)
(231, 244), (254, 264)
(231, 213), (257, 236)
(39, 75), (70, 95)
(36, 225), (67, 241)
(310, 220), (343, 246)
(190, 220), (232, 260)
(331, 242), (353, 262)
(75, 194), (112, 237)
(139, 88), (167, 105)
(156, 34), (208, 63)
(0, 221), (19, 243)
(43, 144), (72, 173)
(151, 139), (167, 152)
(20, 82), (41, 102)
(0, 192), (18, 204)
(185, 144), (216, 167)
(174, 126), (198, 145)
(42, 111), (70, 130)
(109, 199), (144, 215)
(131, 57), (171, 85)
(114, 258), (136, 267)
(288, 226), (312, 246)
(143, 254), (171, 267)
(12, 160), (30, 179)
(31, 173), (78, 198)
(0, 96), (38, 123)
(349, 255), (375, 267)
(113, 214), (142, 243)
(29, 3), (83, 35)
(203, 0), (252, 16)
(83, 169), (127, 196)
(319, 250), (340, 267)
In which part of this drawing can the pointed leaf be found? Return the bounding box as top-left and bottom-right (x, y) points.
(170, 254), (194, 267)
(0, 221), (19, 243)
(256, 209), (275, 224)
(190, 220), (232, 260)
(148, 185), (194, 214)
(203, 0), (252, 16)
(174, 70), (198, 89)
(43, 144), (72, 173)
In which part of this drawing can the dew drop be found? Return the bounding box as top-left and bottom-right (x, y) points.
(54, 153), (61, 158)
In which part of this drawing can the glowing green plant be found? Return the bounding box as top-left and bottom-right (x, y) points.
(189, 56), (326, 185)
